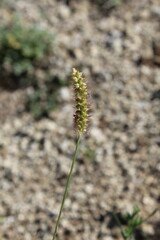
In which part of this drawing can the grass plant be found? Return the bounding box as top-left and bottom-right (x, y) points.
(52, 68), (90, 239)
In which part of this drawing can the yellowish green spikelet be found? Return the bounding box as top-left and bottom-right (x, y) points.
(72, 68), (90, 134)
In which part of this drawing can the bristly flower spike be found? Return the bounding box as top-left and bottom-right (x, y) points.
(52, 69), (90, 240)
(72, 68), (90, 135)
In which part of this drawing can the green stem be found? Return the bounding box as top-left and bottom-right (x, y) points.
(52, 133), (81, 240)
(111, 212), (126, 240)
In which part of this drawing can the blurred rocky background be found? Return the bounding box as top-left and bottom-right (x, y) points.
(0, 0), (160, 239)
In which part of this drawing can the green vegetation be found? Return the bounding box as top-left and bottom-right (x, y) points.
(0, 17), (53, 86)
(111, 206), (159, 240)
(0, 17), (67, 118)
(96, 0), (127, 5)
(27, 76), (67, 119)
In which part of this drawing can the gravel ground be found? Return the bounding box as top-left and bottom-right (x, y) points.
(0, 0), (160, 240)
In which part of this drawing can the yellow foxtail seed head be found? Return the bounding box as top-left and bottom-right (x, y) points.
(72, 68), (90, 134)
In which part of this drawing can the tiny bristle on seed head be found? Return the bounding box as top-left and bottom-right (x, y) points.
(72, 68), (90, 134)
